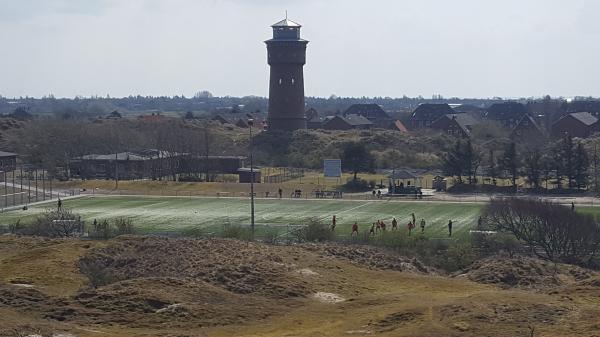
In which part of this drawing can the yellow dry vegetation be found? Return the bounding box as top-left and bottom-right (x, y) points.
(1, 236), (599, 337)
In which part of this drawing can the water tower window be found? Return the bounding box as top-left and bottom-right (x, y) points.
(291, 78), (295, 85)
(279, 78), (282, 85)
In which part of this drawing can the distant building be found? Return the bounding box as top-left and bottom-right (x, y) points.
(511, 114), (545, 140)
(212, 114), (253, 128)
(238, 168), (261, 183)
(0, 151), (17, 182)
(410, 103), (455, 129)
(323, 115), (373, 130)
(343, 104), (392, 128)
(551, 112), (599, 138)
(305, 108), (323, 129)
(71, 151), (246, 180)
(430, 114), (479, 138)
(485, 102), (528, 128)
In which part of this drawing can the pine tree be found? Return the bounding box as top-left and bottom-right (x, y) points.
(442, 140), (463, 184)
(574, 142), (589, 189)
(499, 142), (519, 188)
(522, 149), (542, 189)
(488, 149), (497, 185)
(462, 140), (480, 184)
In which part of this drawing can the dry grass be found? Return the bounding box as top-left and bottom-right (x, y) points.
(1, 236), (600, 337)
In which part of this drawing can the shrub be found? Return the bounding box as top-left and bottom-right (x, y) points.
(181, 226), (210, 238)
(294, 219), (333, 242)
(262, 227), (280, 245)
(114, 218), (135, 235)
(473, 232), (522, 258)
(89, 219), (112, 239)
(443, 242), (476, 271)
(220, 224), (253, 241)
(340, 178), (371, 192)
(10, 209), (83, 237)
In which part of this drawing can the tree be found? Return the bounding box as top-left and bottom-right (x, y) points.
(462, 139), (480, 184)
(574, 142), (589, 189)
(341, 142), (374, 181)
(487, 149), (498, 185)
(442, 140), (464, 184)
(483, 198), (600, 264)
(9, 106), (33, 121)
(522, 149), (542, 189)
(499, 142), (519, 188)
(561, 135), (576, 188)
(194, 90), (213, 99)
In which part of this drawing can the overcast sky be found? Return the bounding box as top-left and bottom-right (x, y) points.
(0, 0), (599, 99)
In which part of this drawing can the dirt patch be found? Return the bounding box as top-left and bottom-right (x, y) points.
(296, 268), (319, 276)
(299, 243), (433, 274)
(312, 292), (345, 303)
(460, 255), (595, 290)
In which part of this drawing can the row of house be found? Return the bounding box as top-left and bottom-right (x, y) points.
(410, 101), (600, 139)
(210, 100), (600, 139)
(306, 104), (407, 131)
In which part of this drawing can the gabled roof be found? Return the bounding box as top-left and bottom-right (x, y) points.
(452, 104), (485, 113)
(0, 151), (17, 157)
(411, 103), (455, 120)
(565, 112), (598, 126)
(343, 104), (390, 120)
(344, 114), (373, 126)
(389, 169), (420, 180)
(511, 114), (545, 140)
(271, 19), (301, 27)
(305, 108), (319, 121)
(486, 102), (528, 120)
(431, 113), (479, 135)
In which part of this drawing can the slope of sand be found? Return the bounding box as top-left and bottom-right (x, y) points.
(1, 235), (599, 337)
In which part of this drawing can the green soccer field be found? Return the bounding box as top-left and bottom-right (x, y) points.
(0, 195), (488, 238)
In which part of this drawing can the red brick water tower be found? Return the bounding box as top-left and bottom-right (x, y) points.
(265, 16), (308, 131)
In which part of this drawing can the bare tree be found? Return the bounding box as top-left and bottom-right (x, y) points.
(483, 198), (600, 264)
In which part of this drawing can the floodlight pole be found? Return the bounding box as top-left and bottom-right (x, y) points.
(248, 119), (255, 239)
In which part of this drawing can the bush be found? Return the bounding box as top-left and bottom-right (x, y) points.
(181, 226), (211, 238)
(340, 178), (371, 192)
(114, 218), (135, 235)
(9, 209), (83, 237)
(443, 242), (476, 271)
(294, 219), (333, 242)
(88, 218), (136, 239)
(262, 227), (280, 245)
(472, 232), (522, 258)
(220, 224), (253, 241)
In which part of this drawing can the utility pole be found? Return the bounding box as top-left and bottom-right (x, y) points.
(248, 118), (255, 239)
